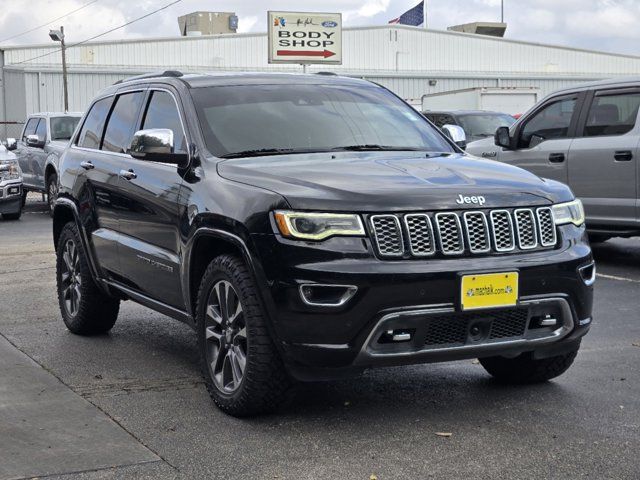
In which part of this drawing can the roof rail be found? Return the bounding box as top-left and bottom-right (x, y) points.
(114, 70), (184, 85)
(315, 71), (338, 76)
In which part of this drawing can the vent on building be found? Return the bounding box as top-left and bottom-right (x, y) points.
(447, 22), (507, 38)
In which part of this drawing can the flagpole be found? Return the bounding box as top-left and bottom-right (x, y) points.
(424, 0), (428, 29)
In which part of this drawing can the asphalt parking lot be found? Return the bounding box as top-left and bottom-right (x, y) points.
(1, 198), (639, 480)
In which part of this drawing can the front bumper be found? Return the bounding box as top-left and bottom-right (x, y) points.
(252, 224), (594, 380)
(0, 180), (23, 215)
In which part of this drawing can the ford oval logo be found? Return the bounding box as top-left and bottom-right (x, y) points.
(322, 21), (338, 28)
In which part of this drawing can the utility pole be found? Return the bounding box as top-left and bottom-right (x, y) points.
(49, 26), (68, 112)
(501, 0), (504, 23)
(424, 0), (428, 29)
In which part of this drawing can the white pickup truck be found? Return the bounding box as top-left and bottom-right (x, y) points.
(8, 112), (81, 215)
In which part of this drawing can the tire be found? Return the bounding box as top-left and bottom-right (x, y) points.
(21, 189), (28, 207)
(3, 209), (22, 220)
(196, 255), (291, 417)
(47, 173), (58, 217)
(56, 221), (120, 335)
(479, 349), (579, 384)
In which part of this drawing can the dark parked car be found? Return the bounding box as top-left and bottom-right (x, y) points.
(466, 77), (640, 242)
(424, 110), (516, 143)
(13, 112), (82, 214)
(53, 72), (594, 416)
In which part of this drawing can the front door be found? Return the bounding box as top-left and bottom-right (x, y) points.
(497, 94), (581, 184)
(16, 117), (40, 188)
(567, 88), (640, 227)
(109, 88), (187, 309)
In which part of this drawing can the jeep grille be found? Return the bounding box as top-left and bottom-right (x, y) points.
(369, 207), (556, 259)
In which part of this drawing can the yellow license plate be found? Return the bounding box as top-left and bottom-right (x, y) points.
(460, 272), (519, 311)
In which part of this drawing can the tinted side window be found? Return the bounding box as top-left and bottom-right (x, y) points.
(77, 97), (112, 149)
(102, 91), (145, 153)
(22, 118), (39, 141)
(141, 91), (187, 153)
(519, 97), (576, 148)
(35, 118), (47, 141)
(584, 92), (640, 137)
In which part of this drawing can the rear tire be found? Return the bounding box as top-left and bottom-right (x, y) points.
(56, 222), (120, 335)
(47, 173), (58, 217)
(196, 254), (291, 417)
(479, 349), (579, 384)
(2, 210), (22, 220)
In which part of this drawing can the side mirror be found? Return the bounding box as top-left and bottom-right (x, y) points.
(129, 129), (189, 167)
(26, 134), (45, 148)
(442, 124), (467, 150)
(494, 126), (512, 149)
(5, 138), (17, 151)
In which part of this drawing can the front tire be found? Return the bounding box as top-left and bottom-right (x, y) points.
(479, 349), (579, 384)
(56, 222), (120, 335)
(196, 255), (290, 417)
(47, 173), (58, 217)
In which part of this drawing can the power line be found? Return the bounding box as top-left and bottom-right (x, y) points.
(12, 0), (183, 65)
(0, 0), (100, 44)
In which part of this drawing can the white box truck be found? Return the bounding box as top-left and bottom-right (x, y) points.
(421, 87), (540, 115)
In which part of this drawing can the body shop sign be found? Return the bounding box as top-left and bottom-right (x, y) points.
(268, 11), (342, 65)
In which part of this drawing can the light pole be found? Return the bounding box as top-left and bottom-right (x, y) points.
(49, 26), (68, 112)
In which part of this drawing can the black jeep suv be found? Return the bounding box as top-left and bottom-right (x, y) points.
(53, 72), (594, 416)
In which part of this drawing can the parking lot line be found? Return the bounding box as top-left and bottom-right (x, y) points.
(596, 273), (640, 283)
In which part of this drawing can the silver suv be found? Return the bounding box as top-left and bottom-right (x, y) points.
(466, 77), (640, 242)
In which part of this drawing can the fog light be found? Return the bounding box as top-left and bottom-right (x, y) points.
(299, 284), (357, 307)
(578, 262), (596, 286)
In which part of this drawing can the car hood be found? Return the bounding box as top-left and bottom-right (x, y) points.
(217, 151), (573, 211)
(48, 140), (70, 153)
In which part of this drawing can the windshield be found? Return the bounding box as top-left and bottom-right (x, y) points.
(50, 116), (81, 141)
(191, 83), (453, 158)
(456, 113), (515, 139)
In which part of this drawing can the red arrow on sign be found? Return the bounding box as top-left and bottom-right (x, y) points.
(277, 49), (336, 58)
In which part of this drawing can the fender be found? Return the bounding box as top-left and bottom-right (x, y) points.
(53, 197), (107, 293)
(182, 227), (282, 346)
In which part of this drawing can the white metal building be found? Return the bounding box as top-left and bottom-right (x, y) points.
(3, 24), (640, 136)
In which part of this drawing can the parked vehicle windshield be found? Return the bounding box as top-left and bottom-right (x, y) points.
(191, 83), (454, 158)
(50, 116), (81, 141)
(457, 113), (515, 141)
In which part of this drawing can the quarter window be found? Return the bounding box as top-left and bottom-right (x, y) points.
(22, 118), (39, 141)
(584, 91), (640, 137)
(101, 91), (145, 153)
(141, 91), (187, 154)
(519, 97), (576, 148)
(77, 97), (112, 149)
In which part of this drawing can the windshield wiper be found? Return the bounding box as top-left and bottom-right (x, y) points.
(219, 148), (302, 159)
(331, 145), (427, 152)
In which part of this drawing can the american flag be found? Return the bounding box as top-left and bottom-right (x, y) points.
(388, 1), (424, 26)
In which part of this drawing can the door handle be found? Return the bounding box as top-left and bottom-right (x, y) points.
(614, 150), (633, 161)
(548, 153), (565, 163)
(119, 169), (137, 180)
(80, 161), (94, 170)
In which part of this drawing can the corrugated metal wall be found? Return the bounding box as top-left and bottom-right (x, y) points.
(3, 25), (640, 123)
(5, 26), (640, 75)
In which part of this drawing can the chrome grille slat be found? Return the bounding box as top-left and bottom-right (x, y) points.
(489, 210), (516, 252)
(370, 215), (404, 257)
(514, 209), (538, 250)
(369, 207), (557, 259)
(404, 214), (435, 256)
(536, 207), (557, 247)
(435, 213), (464, 255)
(463, 211), (491, 253)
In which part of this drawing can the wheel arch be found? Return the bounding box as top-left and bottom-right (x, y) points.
(183, 228), (272, 321)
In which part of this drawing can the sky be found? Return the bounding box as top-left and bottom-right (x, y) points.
(1, 0), (640, 56)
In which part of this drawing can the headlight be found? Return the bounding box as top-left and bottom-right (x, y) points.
(0, 160), (21, 181)
(274, 211), (365, 240)
(552, 199), (585, 226)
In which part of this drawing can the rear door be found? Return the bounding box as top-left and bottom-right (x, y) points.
(497, 94), (583, 184)
(110, 87), (188, 309)
(567, 88), (640, 227)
